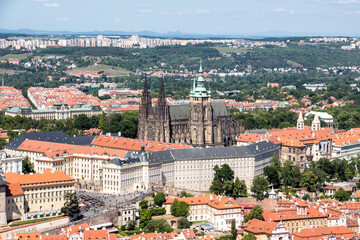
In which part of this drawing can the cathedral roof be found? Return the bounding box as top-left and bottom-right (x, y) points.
(168, 101), (229, 121)
(145, 140), (279, 164)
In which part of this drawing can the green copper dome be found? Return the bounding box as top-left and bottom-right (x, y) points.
(190, 62), (210, 98)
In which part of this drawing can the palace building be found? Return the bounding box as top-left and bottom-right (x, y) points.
(138, 64), (244, 147)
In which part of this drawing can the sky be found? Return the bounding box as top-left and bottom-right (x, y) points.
(0, 0), (360, 36)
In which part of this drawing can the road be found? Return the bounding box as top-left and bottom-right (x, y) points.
(76, 189), (153, 218)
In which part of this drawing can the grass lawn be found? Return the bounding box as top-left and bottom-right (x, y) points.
(65, 64), (131, 77)
(0, 53), (32, 61)
(10, 216), (63, 227)
(212, 47), (252, 54)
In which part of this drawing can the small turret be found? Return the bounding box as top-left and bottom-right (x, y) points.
(312, 112), (321, 131)
(297, 112), (304, 130)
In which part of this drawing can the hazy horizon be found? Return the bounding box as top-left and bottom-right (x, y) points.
(1, 0), (360, 37)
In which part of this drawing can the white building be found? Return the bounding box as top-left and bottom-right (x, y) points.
(0, 151), (22, 174)
(102, 158), (149, 194)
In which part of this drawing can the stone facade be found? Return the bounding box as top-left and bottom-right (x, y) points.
(0, 151), (22, 174)
(138, 65), (244, 147)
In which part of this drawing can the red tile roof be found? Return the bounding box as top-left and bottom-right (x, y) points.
(292, 226), (354, 240)
(244, 219), (278, 235)
(263, 207), (327, 222)
(6, 183), (24, 196)
(18, 139), (127, 158)
(165, 194), (241, 210)
(5, 168), (75, 186)
(91, 135), (192, 152)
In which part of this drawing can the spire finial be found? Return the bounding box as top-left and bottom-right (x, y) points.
(199, 59), (203, 73)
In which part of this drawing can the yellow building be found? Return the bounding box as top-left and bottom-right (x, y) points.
(5, 169), (75, 213)
(263, 203), (328, 234)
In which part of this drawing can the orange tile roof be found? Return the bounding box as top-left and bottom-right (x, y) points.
(62, 223), (90, 236)
(292, 226), (354, 240)
(6, 183), (24, 196)
(244, 219), (278, 235)
(41, 235), (67, 240)
(165, 194), (241, 210)
(91, 135), (192, 152)
(16, 232), (41, 240)
(263, 207), (327, 222)
(18, 139), (127, 158)
(237, 133), (266, 143)
(5, 168), (75, 186)
(83, 230), (110, 240)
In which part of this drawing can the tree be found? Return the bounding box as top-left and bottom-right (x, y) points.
(139, 200), (148, 209)
(98, 111), (108, 131)
(154, 192), (166, 207)
(61, 192), (80, 218)
(233, 177), (248, 197)
(180, 191), (194, 198)
(0, 138), (6, 150)
(251, 176), (268, 201)
(170, 199), (190, 217)
(244, 205), (264, 223)
(127, 220), (136, 231)
(210, 178), (224, 195)
(281, 161), (301, 188)
(242, 233), (257, 240)
(302, 194), (311, 201)
(334, 188), (352, 202)
(231, 220), (237, 240)
(214, 164), (235, 182)
(139, 209), (152, 228)
(301, 170), (318, 192)
(22, 156), (35, 174)
(210, 164), (235, 195)
(145, 219), (173, 233)
(263, 153), (281, 187)
(177, 217), (191, 229)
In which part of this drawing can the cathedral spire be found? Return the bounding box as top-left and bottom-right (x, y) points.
(190, 60), (209, 98)
(140, 75), (153, 118)
(156, 77), (167, 120)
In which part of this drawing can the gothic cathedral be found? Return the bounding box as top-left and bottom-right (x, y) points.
(137, 64), (244, 147)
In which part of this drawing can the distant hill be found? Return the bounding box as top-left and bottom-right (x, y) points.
(0, 28), (357, 39)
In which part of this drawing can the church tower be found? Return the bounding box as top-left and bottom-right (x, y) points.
(312, 112), (321, 131)
(189, 61), (213, 147)
(155, 78), (170, 142)
(137, 76), (154, 140)
(297, 112), (304, 130)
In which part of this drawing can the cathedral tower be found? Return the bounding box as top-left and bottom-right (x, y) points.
(189, 61), (213, 147)
(155, 78), (170, 142)
(137, 76), (154, 140)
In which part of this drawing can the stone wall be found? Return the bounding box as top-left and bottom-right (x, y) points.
(0, 217), (69, 239)
(42, 209), (119, 235)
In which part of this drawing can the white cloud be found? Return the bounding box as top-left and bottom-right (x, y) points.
(335, 0), (360, 4)
(44, 2), (60, 7)
(56, 17), (69, 22)
(177, 10), (210, 15)
(274, 8), (286, 12)
(196, 9), (210, 14)
(141, 9), (153, 13)
(273, 8), (295, 14)
(34, 0), (48, 2)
